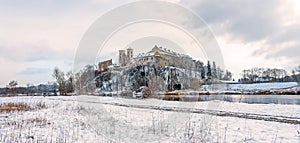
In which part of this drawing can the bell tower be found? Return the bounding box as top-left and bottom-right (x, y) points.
(119, 50), (126, 66)
(127, 47), (133, 64)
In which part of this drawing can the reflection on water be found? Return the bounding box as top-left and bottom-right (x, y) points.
(186, 95), (300, 105)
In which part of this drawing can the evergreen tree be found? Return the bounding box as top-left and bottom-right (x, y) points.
(296, 65), (300, 74)
(196, 61), (205, 80)
(207, 61), (212, 80)
(200, 62), (205, 80)
(212, 61), (217, 79)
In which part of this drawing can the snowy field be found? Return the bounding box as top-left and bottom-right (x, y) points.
(0, 95), (299, 142)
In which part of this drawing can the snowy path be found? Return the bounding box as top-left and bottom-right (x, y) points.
(48, 96), (300, 125)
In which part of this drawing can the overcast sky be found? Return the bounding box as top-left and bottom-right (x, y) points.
(0, 0), (300, 86)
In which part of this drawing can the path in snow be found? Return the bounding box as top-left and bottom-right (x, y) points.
(49, 96), (300, 124)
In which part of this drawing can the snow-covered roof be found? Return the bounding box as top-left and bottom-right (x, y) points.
(134, 52), (155, 59)
(133, 45), (191, 59)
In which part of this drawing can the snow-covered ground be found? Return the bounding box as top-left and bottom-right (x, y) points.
(0, 96), (105, 142)
(1, 96), (299, 142)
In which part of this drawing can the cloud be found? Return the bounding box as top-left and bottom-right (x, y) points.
(181, 0), (284, 42)
(181, 0), (300, 70)
(0, 0), (124, 86)
(267, 24), (300, 44)
(0, 41), (69, 62)
(19, 67), (50, 75)
(266, 43), (300, 63)
(255, 23), (300, 62)
(1, 0), (299, 85)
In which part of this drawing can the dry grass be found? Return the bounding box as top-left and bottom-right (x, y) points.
(0, 101), (46, 113)
(0, 103), (32, 113)
(6, 117), (49, 127)
(36, 101), (46, 109)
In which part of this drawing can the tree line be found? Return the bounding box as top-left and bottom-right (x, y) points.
(195, 61), (233, 82)
(52, 65), (96, 95)
(239, 65), (300, 83)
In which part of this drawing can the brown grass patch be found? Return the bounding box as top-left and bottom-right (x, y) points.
(0, 103), (32, 113)
(0, 102), (46, 113)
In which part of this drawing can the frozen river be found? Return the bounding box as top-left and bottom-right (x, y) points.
(194, 94), (300, 105)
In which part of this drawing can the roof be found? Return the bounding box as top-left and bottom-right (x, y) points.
(134, 45), (191, 59)
(134, 52), (155, 59)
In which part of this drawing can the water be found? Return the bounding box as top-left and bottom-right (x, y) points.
(183, 95), (300, 105)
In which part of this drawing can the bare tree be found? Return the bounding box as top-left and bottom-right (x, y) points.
(240, 67), (289, 83)
(7, 80), (18, 94)
(258, 68), (265, 81)
(66, 71), (75, 93)
(223, 70), (233, 81)
(74, 65), (96, 94)
(148, 73), (166, 96)
(190, 78), (201, 91)
(279, 69), (287, 82)
(241, 69), (250, 82)
(8, 80), (18, 88)
(216, 67), (224, 80)
(292, 65), (300, 83)
(53, 67), (66, 95)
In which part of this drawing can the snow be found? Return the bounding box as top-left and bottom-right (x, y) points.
(0, 96), (105, 142)
(1, 95), (299, 142)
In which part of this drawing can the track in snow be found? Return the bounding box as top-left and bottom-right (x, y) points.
(52, 97), (300, 125)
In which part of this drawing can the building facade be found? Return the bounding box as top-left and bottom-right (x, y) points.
(118, 45), (196, 69)
(118, 47), (134, 66)
(98, 59), (112, 72)
(127, 47), (133, 63)
(134, 45), (195, 68)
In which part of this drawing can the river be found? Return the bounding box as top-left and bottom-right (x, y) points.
(187, 94), (300, 105)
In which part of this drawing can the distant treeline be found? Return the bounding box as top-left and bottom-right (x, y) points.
(0, 84), (57, 95)
(239, 66), (300, 83)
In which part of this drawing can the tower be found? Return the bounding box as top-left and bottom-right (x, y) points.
(119, 50), (126, 66)
(127, 47), (133, 64)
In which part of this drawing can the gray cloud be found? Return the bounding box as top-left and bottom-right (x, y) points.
(182, 0), (282, 42)
(262, 24), (300, 61)
(181, 0), (300, 66)
(266, 43), (300, 60)
(267, 24), (300, 44)
(251, 25), (300, 62)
